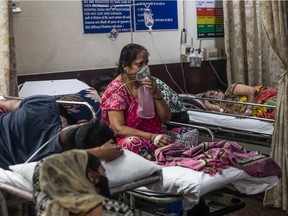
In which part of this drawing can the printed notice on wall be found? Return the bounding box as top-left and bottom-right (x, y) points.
(82, 0), (178, 34)
(196, 0), (224, 38)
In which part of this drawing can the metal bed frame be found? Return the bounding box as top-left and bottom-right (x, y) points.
(117, 122), (248, 216)
(0, 96), (247, 216)
(179, 94), (275, 155)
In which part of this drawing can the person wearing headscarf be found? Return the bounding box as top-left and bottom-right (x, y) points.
(33, 149), (133, 216)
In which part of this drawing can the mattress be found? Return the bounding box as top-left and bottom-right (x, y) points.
(131, 166), (278, 205)
(187, 110), (274, 135)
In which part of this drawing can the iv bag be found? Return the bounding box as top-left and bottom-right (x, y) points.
(144, 8), (154, 31)
(136, 65), (150, 81)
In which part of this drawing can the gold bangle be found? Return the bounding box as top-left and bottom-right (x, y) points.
(153, 96), (163, 100)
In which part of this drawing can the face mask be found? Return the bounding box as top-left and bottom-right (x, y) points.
(95, 175), (111, 198)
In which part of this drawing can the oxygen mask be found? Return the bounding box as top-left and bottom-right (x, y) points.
(136, 65), (150, 81)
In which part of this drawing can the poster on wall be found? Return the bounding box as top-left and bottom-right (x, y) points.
(82, 0), (178, 34)
(196, 0), (224, 38)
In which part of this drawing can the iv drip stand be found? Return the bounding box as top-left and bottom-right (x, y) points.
(111, 3), (150, 43)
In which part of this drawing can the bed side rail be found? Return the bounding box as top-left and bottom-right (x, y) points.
(178, 93), (275, 123)
(168, 121), (215, 142)
(110, 171), (162, 195)
(3, 96), (97, 120)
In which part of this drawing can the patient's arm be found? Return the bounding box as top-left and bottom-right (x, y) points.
(108, 110), (173, 147)
(203, 100), (222, 112)
(87, 139), (123, 162)
(84, 205), (102, 216)
(232, 83), (256, 111)
(0, 99), (21, 112)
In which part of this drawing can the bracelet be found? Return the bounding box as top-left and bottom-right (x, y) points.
(153, 96), (163, 100)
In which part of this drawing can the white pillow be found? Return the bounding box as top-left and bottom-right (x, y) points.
(9, 162), (37, 184)
(0, 167), (33, 192)
(9, 150), (162, 189)
(102, 149), (162, 188)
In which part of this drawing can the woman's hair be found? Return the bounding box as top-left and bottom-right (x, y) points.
(91, 75), (113, 93)
(204, 89), (223, 98)
(116, 43), (148, 75)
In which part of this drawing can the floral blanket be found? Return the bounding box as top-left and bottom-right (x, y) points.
(155, 140), (281, 178)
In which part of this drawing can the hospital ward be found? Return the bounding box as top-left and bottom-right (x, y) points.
(0, 0), (288, 216)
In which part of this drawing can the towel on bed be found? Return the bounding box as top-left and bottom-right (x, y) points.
(155, 141), (281, 178)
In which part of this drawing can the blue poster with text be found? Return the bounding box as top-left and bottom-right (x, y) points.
(82, 0), (178, 34)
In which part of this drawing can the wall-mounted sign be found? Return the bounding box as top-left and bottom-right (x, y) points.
(196, 0), (224, 38)
(82, 0), (178, 34)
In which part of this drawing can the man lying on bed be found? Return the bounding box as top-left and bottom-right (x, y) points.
(0, 95), (123, 170)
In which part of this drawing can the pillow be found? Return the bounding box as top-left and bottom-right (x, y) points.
(9, 162), (37, 185)
(9, 150), (162, 189)
(102, 149), (162, 188)
(0, 167), (33, 192)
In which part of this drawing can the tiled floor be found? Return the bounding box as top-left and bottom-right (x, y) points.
(214, 193), (287, 216)
(2, 193), (287, 216)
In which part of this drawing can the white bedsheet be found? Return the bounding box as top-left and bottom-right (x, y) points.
(0, 168), (32, 191)
(138, 166), (278, 204)
(0, 165), (278, 207)
(187, 110), (274, 135)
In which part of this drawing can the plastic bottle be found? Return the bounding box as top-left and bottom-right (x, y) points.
(136, 65), (155, 119)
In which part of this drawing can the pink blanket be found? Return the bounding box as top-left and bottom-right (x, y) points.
(155, 141), (281, 178)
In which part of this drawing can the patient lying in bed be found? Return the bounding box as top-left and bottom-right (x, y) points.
(202, 83), (277, 119)
(0, 95), (122, 169)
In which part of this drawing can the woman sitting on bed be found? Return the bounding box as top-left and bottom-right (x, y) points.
(101, 43), (198, 160)
(202, 83), (277, 119)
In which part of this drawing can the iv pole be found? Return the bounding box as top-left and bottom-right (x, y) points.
(111, 3), (150, 43)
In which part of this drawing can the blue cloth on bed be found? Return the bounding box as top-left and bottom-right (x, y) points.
(55, 88), (101, 123)
(0, 95), (63, 169)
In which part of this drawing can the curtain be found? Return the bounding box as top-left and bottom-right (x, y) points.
(0, 0), (18, 96)
(223, 0), (280, 88)
(261, 1), (288, 211)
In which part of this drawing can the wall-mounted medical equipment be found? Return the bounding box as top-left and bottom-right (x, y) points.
(189, 48), (204, 67)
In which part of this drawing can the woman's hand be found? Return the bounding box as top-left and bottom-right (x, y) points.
(141, 76), (161, 98)
(151, 134), (173, 147)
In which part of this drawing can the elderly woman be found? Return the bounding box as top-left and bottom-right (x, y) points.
(101, 43), (198, 160)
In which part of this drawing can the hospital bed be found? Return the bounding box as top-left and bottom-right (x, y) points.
(10, 79), (279, 215)
(0, 97), (162, 216)
(179, 94), (275, 155)
(0, 142), (279, 216)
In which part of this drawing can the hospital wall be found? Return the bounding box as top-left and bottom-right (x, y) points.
(13, 0), (227, 94)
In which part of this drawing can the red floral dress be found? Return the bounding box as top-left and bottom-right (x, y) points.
(101, 80), (163, 159)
